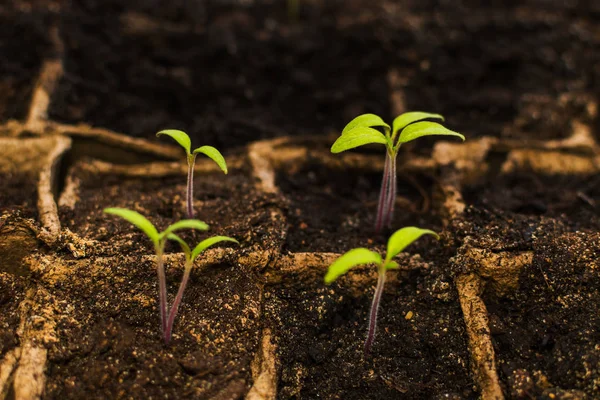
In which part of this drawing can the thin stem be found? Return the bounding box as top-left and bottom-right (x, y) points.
(164, 261), (192, 345)
(186, 155), (195, 219)
(375, 152), (391, 233)
(365, 268), (386, 354)
(385, 153), (398, 228)
(156, 245), (168, 341)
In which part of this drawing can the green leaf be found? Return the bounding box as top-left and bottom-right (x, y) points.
(342, 113), (390, 135)
(191, 236), (238, 262)
(193, 146), (228, 174)
(324, 248), (382, 284)
(331, 127), (388, 153)
(385, 261), (400, 270)
(386, 227), (439, 261)
(157, 130), (191, 155)
(167, 233), (191, 258)
(159, 220), (209, 240)
(397, 121), (465, 144)
(104, 208), (160, 245)
(392, 112), (444, 136)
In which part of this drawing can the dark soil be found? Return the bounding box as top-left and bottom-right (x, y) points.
(0, 7), (52, 122)
(486, 225), (600, 398)
(41, 255), (262, 399)
(0, 173), (39, 219)
(276, 156), (443, 253)
(59, 157), (284, 257)
(48, 0), (390, 150)
(266, 246), (475, 399)
(47, 1), (600, 148)
(463, 170), (600, 231)
(457, 170), (600, 396)
(0, 272), (25, 359)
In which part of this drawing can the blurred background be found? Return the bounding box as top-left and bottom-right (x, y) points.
(1, 0), (599, 151)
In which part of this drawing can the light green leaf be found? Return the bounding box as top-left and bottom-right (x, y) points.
(167, 234), (191, 258)
(191, 236), (238, 262)
(385, 261), (400, 270)
(392, 112), (444, 136)
(193, 146), (228, 174)
(104, 208), (159, 245)
(386, 227), (439, 261)
(159, 220), (209, 240)
(324, 248), (382, 284)
(342, 113), (390, 135)
(397, 121), (465, 144)
(331, 127), (388, 154)
(157, 129), (191, 155)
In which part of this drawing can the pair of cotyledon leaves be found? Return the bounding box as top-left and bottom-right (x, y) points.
(157, 129), (228, 174)
(331, 112), (465, 153)
(324, 227), (439, 284)
(104, 208), (237, 264)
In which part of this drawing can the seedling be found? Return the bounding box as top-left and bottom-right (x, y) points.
(331, 112), (464, 232)
(157, 129), (228, 219)
(165, 234), (238, 344)
(104, 207), (209, 344)
(324, 226), (439, 354)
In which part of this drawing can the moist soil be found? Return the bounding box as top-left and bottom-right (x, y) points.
(59, 156), (284, 257)
(40, 256), (263, 399)
(0, 272), (26, 359)
(0, 173), (39, 220)
(47, 1), (600, 149)
(276, 155), (443, 253)
(265, 245), (475, 400)
(457, 171), (600, 397)
(0, 6), (52, 123)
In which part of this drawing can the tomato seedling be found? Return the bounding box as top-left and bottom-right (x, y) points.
(325, 226), (439, 354)
(104, 207), (209, 344)
(331, 112), (464, 232)
(157, 129), (228, 219)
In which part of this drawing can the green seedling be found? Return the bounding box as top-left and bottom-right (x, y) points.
(165, 234), (238, 344)
(157, 129), (228, 219)
(325, 226), (439, 354)
(104, 207), (209, 344)
(331, 112), (464, 232)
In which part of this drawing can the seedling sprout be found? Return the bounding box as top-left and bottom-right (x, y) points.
(165, 234), (238, 344)
(331, 112), (464, 232)
(104, 207), (209, 344)
(157, 129), (228, 219)
(324, 226), (439, 354)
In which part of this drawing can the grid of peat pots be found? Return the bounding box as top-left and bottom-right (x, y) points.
(1, 2), (600, 400)
(1, 67), (600, 400)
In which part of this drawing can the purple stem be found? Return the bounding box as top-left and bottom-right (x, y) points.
(365, 269), (386, 354)
(156, 246), (168, 341)
(164, 263), (192, 345)
(186, 156), (195, 219)
(385, 153), (397, 228)
(375, 152), (391, 233)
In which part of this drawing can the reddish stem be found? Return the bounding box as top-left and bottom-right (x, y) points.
(385, 153), (397, 228)
(164, 263), (192, 345)
(365, 269), (386, 354)
(375, 152), (391, 232)
(186, 156), (195, 219)
(156, 246), (168, 340)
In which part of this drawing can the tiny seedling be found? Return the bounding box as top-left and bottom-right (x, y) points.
(324, 226), (439, 354)
(104, 207), (209, 344)
(165, 234), (238, 344)
(331, 112), (464, 232)
(157, 129), (228, 219)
